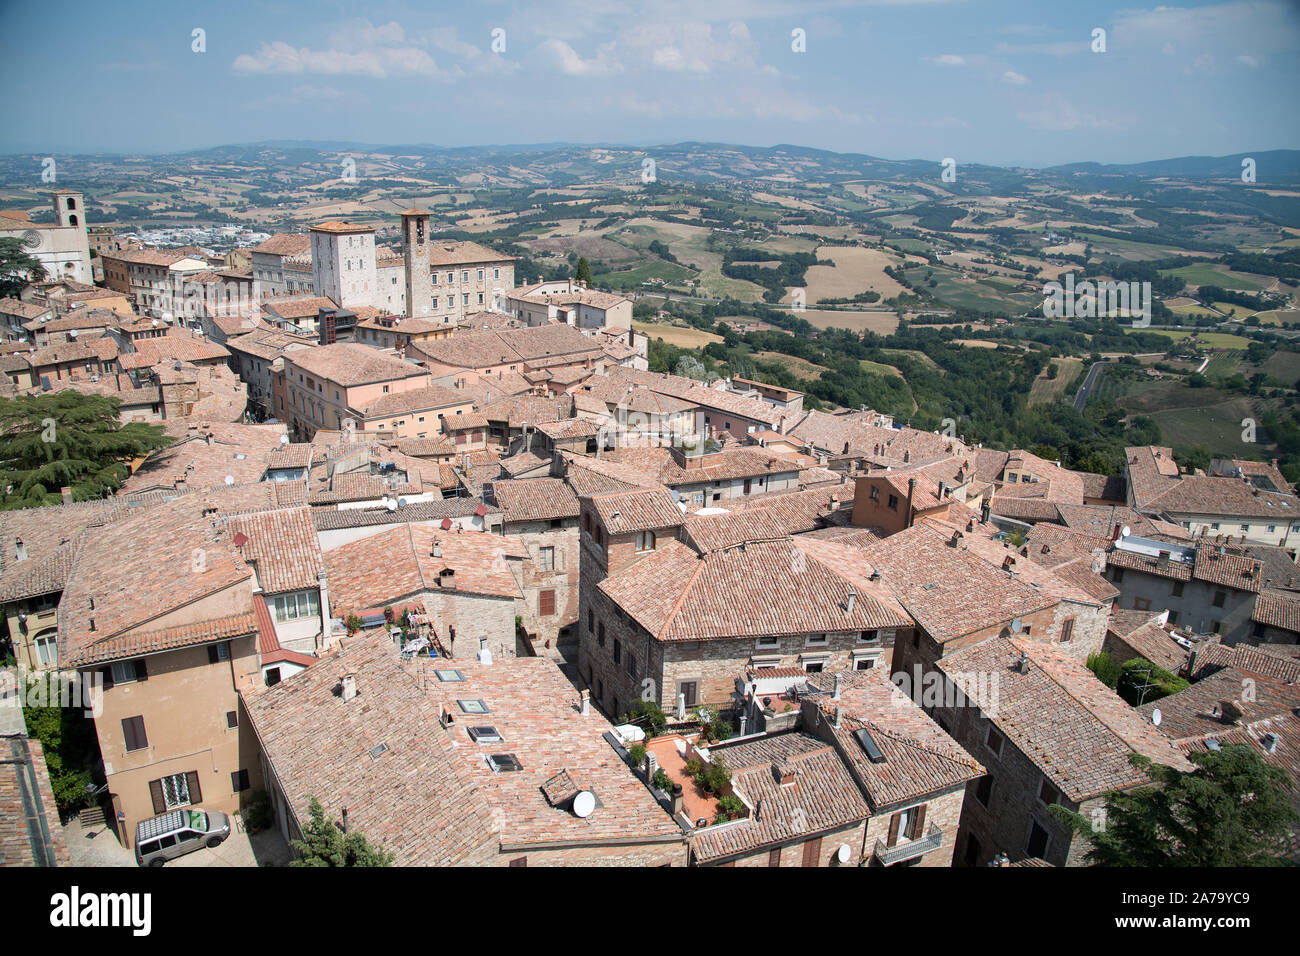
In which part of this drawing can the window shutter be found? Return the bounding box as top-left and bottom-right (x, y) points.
(887, 812), (902, 847)
(184, 771), (202, 804)
(801, 837), (823, 867)
(911, 804), (927, 839)
(540, 590), (556, 616)
(149, 779), (166, 815)
(101, 666), (114, 690)
(135, 658), (148, 682)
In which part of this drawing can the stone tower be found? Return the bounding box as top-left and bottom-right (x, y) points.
(51, 190), (84, 228)
(401, 208), (432, 318)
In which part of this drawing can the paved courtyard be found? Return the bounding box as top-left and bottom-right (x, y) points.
(65, 810), (291, 867)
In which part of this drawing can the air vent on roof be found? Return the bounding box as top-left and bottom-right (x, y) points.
(468, 726), (503, 743)
(368, 742), (389, 759)
(853, 728), (887, 764)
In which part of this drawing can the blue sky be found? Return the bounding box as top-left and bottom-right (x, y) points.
(2, 0), (1297, 166)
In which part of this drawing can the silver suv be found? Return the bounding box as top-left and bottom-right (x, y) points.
(135, 809), (230, 867)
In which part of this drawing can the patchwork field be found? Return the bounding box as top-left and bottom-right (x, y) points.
(632, 321), (723, 349)
(1028, 357), (1085, 406)
(802, 246), (906, 303)
(776, 309), (899, 334)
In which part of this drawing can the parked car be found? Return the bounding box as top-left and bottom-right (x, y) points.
(135, 809), (230, 867)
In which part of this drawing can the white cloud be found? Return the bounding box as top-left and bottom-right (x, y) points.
(926, 53), (966, 66)
(1002, 70), (1030, 85)
(1016, 93), (1123, 132)
(533, 38), (622, 76)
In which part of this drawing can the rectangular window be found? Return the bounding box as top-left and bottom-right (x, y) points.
(613, 639), (621, 664)
(1027, 820), (1050, 859)
(887, 494), (899, 511)
(1172, 581), (1185, 597)
(598, 622), (606, 647)
(231, 769), (250, 793)
(122, 716), (148, 752)
(539, 546), (556, 571)
(539, 589), (556, 616)
(1213, 591), (1226, 608)
(974, 773), (994, 808)
(1059, 618), (1074, 643)
(226, 710), (238, 729)
(985, 726), (1003, 758)
(160, 772), (195, 810)
(626, 652), (636, 677)
(1039, 779), (1057, 805)
(679, 681), (698, 707)
(274, 591), (320, 622)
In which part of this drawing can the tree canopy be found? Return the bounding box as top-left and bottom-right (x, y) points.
(0, 391), (172, 509)
(0, 236), (46, 297)
(1050, 745), (1297, 866)
(290, 798), (395, 867)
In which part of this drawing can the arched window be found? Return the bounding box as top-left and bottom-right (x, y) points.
(69, 214), (78, 226)
(67, 197), (76, 210)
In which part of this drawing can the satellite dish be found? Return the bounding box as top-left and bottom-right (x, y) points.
(572, 791), (596, 818)
(279, 434), (289, 445)
(385, 499), (398, 512)
(397, 497), (408, 508)
(1121, 525), (1131, 538)
(1152, 709), (1162, 726)
(836, 844), (851, 864)
(1011, 617), (1023, 633)
(223, 475), (234, 486)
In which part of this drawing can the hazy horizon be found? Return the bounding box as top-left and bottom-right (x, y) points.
(2, 0), (1297, 167)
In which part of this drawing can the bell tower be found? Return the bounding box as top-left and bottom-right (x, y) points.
(401, 208), (432, 318)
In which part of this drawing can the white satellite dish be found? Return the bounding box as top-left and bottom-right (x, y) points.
(1011, 617), (1023, 633)
(385, 499), (398, 512)
(279, 434), (289, 445)
(836, 844), (851, 864)
(1121, 525), (1131, 538)
(223, 475), (234, 486)
(572, 791), (596, 818)
(397, 497), (408, 508)
(1152, 709), (1162, 726)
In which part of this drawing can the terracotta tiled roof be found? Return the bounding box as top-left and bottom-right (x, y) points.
(1252, 591), (1300, 636)
(224, 507), (322, 595)
(357, 385), (467, 418)
(69, 611), (257, 667)
(286, 343), (428, 388)
(588, 487), (685, 534)
(598, 537), (910, 643)
(426, 240), (513, 266)
(323, 525), (525, 611)
(492, 479), (580, 523)
(310, 497), (497, 531)
(250, 233), (310, 257)
(1138, 666), (1300, 742)
(1188, 642), (1300, 683)
(940, 637), (1194, 801)
(240, 630), (499, 866)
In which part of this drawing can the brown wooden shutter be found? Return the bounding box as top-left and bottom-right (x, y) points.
(768, 848), (781, 867)
(802, 837), (823, 867)
(184, 771), (202, 804)
(540, 589), (556, 616)
(135, 658), (148, 681)
(887, 812), (902, 847)
(149, 779), (165, 815)
(1060, 618), (1074, 643)
(910, 804), (927, 839)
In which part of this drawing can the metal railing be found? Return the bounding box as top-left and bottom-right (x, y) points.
(875, 825), (943, 866)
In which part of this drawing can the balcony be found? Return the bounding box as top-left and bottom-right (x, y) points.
(875, 825), (943, 866)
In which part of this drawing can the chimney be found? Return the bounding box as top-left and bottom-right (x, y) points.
(316, 570), (331, 648)
(905, 478), (917, 528)
(60, 486), (72, 505)
(1263, 732), (1279, 754)
(833, 673), (843, 700)
(580, 688), (590, 716)
(670, 784), (684, 817)
(1016, 652), (1030, 674)
(980, 500), (991, 524)
(340, 808), (348, 833)
(340, 674), (358, 702)
(833, 707), (842, 730)
(846, 588), (856, 614)
(1219, 699), (1243, 725)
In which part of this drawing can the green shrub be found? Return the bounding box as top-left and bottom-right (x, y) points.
(717, 795), (745, 819)
(1116, 657), (1188, 706)
(241, 791), (274, 833)
(652, 768), (673, 792)
(1087, 651), (1122, 688)
(628, 743), (647, 767)
(694, 758), (732, 795)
